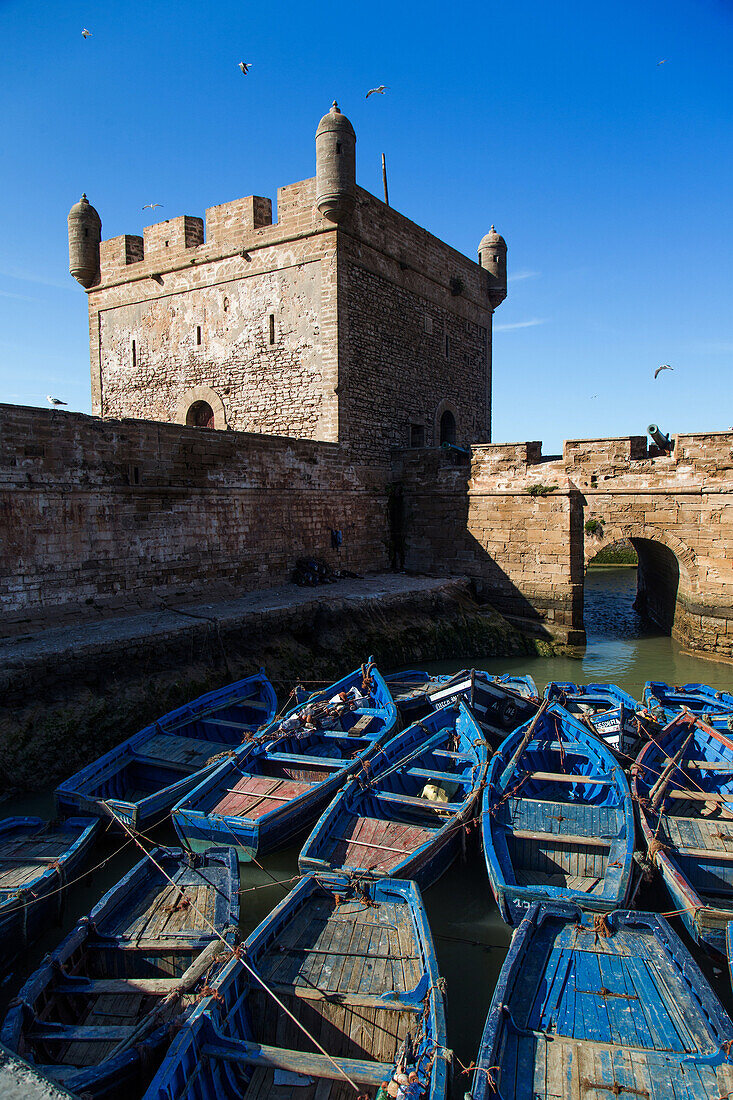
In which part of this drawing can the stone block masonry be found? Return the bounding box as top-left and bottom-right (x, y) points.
(0, 404), (390, 635)
(394, 432), (733, 657)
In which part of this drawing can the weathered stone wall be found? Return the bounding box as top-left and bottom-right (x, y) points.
(395, 431), (733, 655)
(0, 404), (389, 635)
(338, 189), (493, 461)
(90, 179), (341, 442)
(87, 177), (495, 463)
(393, 445), (584, 644)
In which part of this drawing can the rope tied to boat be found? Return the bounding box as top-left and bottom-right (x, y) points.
(102, 806), (366, 1096)
(205, 749), (237, 766)
(593, 914), (612, 939)
(646, 837), (669, 863)
(455, 1056), (500, 1093)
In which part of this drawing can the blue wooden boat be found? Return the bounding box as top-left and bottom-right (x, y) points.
(482, 702), (634, 924)
(426, 669), (539, 739)
(633, 711), (733, 955)
(55, 671), (278, 831)
(0, 816), (100, 976)
(140, 871), (450, 1100)
(172, 664), (398, 861)
(1, 845), (239, 1099)
(466, 901), (733, 1100)
(299, 700), (488, 887)
(544, 680), (642, 755)
(384, 669), (445, 713)
(644, 681), (733, 728)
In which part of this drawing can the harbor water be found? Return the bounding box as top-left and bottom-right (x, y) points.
(2, 564), (732, 1093)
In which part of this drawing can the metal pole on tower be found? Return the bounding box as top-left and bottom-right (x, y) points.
(382, 153), (389, 206)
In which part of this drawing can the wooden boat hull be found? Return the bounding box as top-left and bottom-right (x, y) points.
(634, 712), (733, 956)
(468, 902), (733, 1100)
(172, 665), (398, 862)
(427, 670), (538, 739)
(1, 846), (239, 1099)
(0, 817), (100, 975)
(55, 672), (277, 831)
(644, 681), (733, 727)
(140, 872), (450, 1100)
(482, 703), (635, 924)
(299, 701), (488, 888)
(383, 669), (445, 713)
(544, 680), (642, 755)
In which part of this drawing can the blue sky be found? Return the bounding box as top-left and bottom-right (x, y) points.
(0, 0), (731, 452)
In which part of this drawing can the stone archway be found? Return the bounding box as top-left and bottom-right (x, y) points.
(176, 385), (227, 430)
(583, 522), (699, 638)
(434, 399), (459, 447)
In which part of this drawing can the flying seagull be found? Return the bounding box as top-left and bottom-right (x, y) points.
(657, 59), (667, 65)
(82, 28), (92, 38)
(47, 395), (67, 406)
(654, 364), (674, 379)
(366, 85), (387, 98)
(142, 203), (163, 210)
(238, 61), (252, 75)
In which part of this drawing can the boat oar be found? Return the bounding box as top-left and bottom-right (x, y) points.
(649, 728), (695, 811)
(104, 937), (232, 1060)
(498, 699), (549, 789)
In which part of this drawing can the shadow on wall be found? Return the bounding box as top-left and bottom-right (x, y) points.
(394, 467), (586, 645)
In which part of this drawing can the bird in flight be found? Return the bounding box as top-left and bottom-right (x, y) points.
(654, 364), (674, 379)
(82, 28), (92, 38)
(47, 395), (67, 406)
(366, 85), (388, 98)
(657, 59), (667, 65)
(142, 203), (163, 211)
(590, 394), (598, 399)
(239, 61), (252, 75)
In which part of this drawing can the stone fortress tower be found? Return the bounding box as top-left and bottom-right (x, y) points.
(69, 102), (507, 461)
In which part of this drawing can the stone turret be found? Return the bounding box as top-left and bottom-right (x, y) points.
(478, 226), (507, 309)
(68, 194), (102, 289)
(315, 101), (356, 223)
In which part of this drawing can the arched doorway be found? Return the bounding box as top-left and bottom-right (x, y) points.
(439, 409), (456, 446)
(631, 537), (680, 633)
(186, 400), (215, 428)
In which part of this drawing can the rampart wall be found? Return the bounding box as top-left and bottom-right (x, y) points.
(395, 432), (733, 656)
(0, 405), (389, 636)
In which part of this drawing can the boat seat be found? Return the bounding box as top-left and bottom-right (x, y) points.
(523, 771), (612, 785)
(504, 827), (615, 849)
(30, 1023), (136, 1043)
(54, 977), (182, 995)
(403, 767), (469, 784)
(202, 1037), (393, 1087)
(265, 752), (345, 769)
(432, 750), (474, 761)
(374, 790), (462, 812)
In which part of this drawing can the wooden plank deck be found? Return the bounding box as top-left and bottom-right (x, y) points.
(0, 828), (82, 891)
(134, 733), (232, 770)
(214, 775), (314, 818)
(109, 877), (215, 941)
(325, 816), (435, 873)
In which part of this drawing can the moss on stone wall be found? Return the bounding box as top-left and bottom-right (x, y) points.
(0, 582), (552, 795)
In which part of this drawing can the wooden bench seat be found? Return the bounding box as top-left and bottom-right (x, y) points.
(55, 977), (182, 995)
(265, 752), (345, 769)
(523, 770), (612, 785)
(374, 790), (462, 812)
(30, 1024), (136, 1043)
(504, 827), (615, 849)
(203, 1038), (393, 1087)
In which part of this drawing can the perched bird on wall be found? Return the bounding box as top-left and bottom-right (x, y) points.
(81, 28), (92, 38)
(366, 85), (387, 98)
(238, 61), (252, 74)
(47, 396), (67, 406)
(654, 364), (674, 379)
(142, 203), (163, 210)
